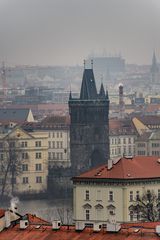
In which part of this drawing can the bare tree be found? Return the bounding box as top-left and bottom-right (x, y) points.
(0, 138), (23, 199)
(131, 190), (160, 222)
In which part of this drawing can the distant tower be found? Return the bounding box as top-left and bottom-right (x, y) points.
(119, 83), (125, 119)
(69, 63), (109, 174)
(150, 51), (159, 84)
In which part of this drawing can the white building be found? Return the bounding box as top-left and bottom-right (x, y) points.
(72, 156), (160, 224)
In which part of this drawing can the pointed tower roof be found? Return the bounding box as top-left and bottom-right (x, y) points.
(69, 91), (72, 100)
(151, 51), (159, 72)
(80, 69), (97, 100)
(99, 83), (105, 98)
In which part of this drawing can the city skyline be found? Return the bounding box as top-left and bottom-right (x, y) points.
(0, 0), (160, 66)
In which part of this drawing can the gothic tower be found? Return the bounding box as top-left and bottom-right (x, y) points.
(69, 65), (109, 174)
(150, 51), (159, 84)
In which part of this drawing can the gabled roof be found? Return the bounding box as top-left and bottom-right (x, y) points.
(0, 108), (31, 123)
(73, 156), (160, 181)
(80, 69), (98, 100)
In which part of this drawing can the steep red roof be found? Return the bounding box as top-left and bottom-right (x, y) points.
(73, 156), (160, 181)
(26, 213), (49, 225)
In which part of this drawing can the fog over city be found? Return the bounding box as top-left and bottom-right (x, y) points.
(0, 0), (160, 65)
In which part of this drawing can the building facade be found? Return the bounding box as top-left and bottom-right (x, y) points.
(72, 156), (160, 224)
(69, 67), (109, 173)
(0, 127), (48, 196)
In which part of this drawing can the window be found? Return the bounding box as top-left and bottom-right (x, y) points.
(97, 190), (102, 201)
(57, 132), (59, 138)
(56, 153), (60, 160)
(60, 132), (62, 138)
(60, 152), (63, 159)
(49, 141), (51, 148)
(0, 153), (3, 160)
(48, 152), (51, 160)
(22, 164), (28, 171)
(23, 177), (28, 184)
(86, 210), (90, 220)
(52, 132), (55, 138)
(21, 141), (27, 147)
(60, 141), (63, 148)
(35, 141), (41, 147)
(52, 141), (55, 148)
(136, 191), (140, 201)
(128, 138), (131, 144)
(53, 152), (56, 159)
(22, 152), (28, 159)
(130, 211), (134, 221)
(118, 138), (121, 144)
(35, 164), (42, 171)
(36, 176), (42, 183)
(85, 190), (90, 200)
(123, 138), (126, 144)
(57, 141), (59, 148)
(130, 191), (133, 201)
(35, 152), (41, 159)
(109, 191), (114, 202)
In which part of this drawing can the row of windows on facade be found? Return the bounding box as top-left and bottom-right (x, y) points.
(85, 190), (114, 202)
(48, 132), (63, 138)
(22, 176), (42, 184)
(0, 141), (42, 148)
(48, 141), (63, 149)
(110, 137), (133, 145)
(137, 143), (160, 148)
(85, 189), (160, 202)
(0, 176), (43, 185)
(0, 152), (42, 160)
(22, 163), (42, 171)
(137, 150), (160, 156)
(111, 146), (134, 155)
(48, 152), (64, 160)
(85, 209), (155, 222)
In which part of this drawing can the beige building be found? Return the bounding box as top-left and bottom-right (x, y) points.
(72, 156), (160, 224)
(22, 116), (70, 168)
(0, 127), (48, 196)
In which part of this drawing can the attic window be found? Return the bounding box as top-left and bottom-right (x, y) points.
(127, 173), (131, 177)
(90, 79), (93, 82)
(157, 159), (160, 164)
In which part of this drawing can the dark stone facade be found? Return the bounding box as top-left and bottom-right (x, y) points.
(69, 68), (109, 174)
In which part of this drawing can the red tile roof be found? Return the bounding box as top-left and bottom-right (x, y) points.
(73, 156), (160, 181)
(0, 221), (160, 239)
(26, 213), (49, 225)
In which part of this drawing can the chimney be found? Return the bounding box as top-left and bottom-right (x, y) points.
(5, 210), (11, 228)
(108, 159), (113, 170)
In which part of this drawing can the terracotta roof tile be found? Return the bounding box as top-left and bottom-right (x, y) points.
(0, 221), (160, 239)
(73, 156), (160, 181)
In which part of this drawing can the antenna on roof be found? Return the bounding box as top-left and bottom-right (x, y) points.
(83, 59), (86, 69)
(91, 59), (93, 69)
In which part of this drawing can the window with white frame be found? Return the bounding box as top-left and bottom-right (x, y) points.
(86, 210), (90, 220)
(22, 164), (28, 171)
(22, 177), (28, 184)
(36, 176), (42, 183)
(109, 191), (114, 202)
(35, 163), (42, 171)
(85, 190), (90, 200)
(35, 152), (41, 159)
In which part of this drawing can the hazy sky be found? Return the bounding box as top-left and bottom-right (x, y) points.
(0, 0), (160, 66)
